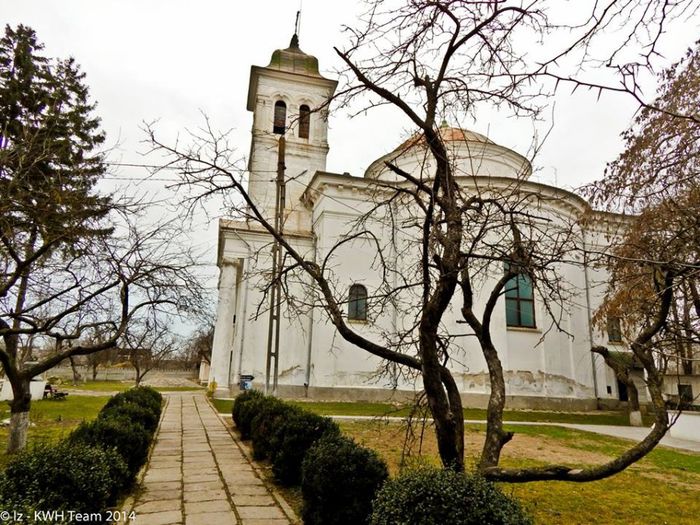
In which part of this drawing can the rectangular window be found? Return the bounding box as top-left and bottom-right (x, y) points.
(678, 384), (693, 404)
(607, 316), (623, 343)
(505, 272), (536, 328)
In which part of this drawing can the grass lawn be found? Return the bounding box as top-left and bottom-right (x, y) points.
(62, 380), (132, 392)
(64, 380), (204, 393)
(0, 395), (110, 468)
(212, 397), (637, 426)
(340, 419), (700, 525)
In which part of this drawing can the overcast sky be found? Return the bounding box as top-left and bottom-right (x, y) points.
(2, 0), (698, 319)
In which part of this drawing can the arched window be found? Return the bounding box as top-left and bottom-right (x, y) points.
(505, 272), (536, 328)
(348, 284), (367, 321)
(273, 100), (286, 134)
(299, 104), (310, 139)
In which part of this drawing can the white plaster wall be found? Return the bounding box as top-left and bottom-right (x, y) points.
(248, 71), (335, 232)
(668, 411), (700, 442)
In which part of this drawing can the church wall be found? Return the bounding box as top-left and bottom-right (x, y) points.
(210, 37), (636, 410)
(213, 227), (316, 395)
(304, 184), (603, 404)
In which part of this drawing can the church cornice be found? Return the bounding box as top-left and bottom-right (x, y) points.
(247, 66), (338, 111)
(301, 171), (631, 232)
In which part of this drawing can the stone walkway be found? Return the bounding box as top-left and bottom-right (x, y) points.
(328, 415), (700, 453)
(126, 393), (295, 525)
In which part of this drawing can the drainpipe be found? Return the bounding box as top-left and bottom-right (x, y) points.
(304, 232), (318, 396)
(582, 229), (600, 405)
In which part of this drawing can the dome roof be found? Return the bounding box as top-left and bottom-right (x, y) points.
(364, 121), (531, 180)
(393, 122), (494, 153)
(267, 34), (322, 77)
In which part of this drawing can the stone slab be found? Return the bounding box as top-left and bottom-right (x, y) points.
(142, 481), (181, 492)
(133, 510), (182, 525)
(184, 499), (232, 514)
(232, 495), (276, 507)
(236, 506), (286, 520)
(183, 480), (225, 491)
(183, 489), (228, 503)
(135, 499), (181, 514)
(184, 511), (238, 525)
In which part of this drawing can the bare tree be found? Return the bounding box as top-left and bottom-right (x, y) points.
(85, 347), (120, 381)
(147, 0), (698, 481)
(585, 43), (700, 416)
(123, 317), (180, 386)
(183, 325), (214, 370)
(0, 215), (204, 452)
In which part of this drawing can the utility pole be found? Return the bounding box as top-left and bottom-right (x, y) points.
(265, 136), (286, 395)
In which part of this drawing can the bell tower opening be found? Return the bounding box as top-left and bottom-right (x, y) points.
(273, 101), (287, 134)
(245, 33), (338, 231)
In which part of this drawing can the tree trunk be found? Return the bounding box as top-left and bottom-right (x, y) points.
(625, 378), (643, 426)
(7, 378), (31, 454)
(480, 342), (513, 469)
(92, 363), (98, 381)
(69, 356), (81, 385)
(592, 346), (643, 426)
(420, 333), (464, 471)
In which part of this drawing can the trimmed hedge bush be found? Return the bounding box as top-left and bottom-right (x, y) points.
(69, 414), (151, 478)
(250, 397), (299, 460)
(0, 442), (129, 518)
(100, 400), (160, 433)
(302, 434), (389, 525)
(234, 390), (268, 440)
(271, 411), (340, 485)
(370, 466), (533, 525)
(232, 389), (264, 428)
(103, 386), (162, 415)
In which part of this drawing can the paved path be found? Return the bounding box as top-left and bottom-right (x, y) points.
(328, 415), (700, 453)
(557, 423), (700, 452)
(127, 393), (295, 525)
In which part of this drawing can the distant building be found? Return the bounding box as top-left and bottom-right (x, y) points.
(208, 34), (650, 410)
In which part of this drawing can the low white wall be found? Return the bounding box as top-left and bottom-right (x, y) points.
(0, 379), (46, 401)
(668, 411), (700, 442)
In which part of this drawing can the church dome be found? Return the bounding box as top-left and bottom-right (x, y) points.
(364, 121), (532, 181)
(267, 34), (322, 77)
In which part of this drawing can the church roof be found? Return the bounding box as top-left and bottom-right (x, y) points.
(266, 34), (322, 77)
(364, 121), (531, 180)
(393, 121), (495, 153)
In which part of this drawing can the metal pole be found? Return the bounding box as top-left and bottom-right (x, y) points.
(265, 136), (286, 395)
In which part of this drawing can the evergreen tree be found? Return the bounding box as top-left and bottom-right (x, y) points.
(0, 23), (111, 250)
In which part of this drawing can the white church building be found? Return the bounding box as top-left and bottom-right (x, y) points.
(208, 35), (640, 410)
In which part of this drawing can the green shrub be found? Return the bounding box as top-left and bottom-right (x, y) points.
(271, 411), (340, 485)
(69, 415), (151, 478)
(232, 389), (265, 428)
(302, 434), (389, 525)
(103, 386), (162, 415)
(370, 466), (533, 525)
(0, 441), (129, 518)
(250, 397), (299, 460)
(100, 400), (160, 433)
(234, 391), (268, 440)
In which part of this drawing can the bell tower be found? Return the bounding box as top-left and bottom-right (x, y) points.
(246, 34), (338, 231)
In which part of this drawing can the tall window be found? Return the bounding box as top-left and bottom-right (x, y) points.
(505, 272), (536, 328)
(299, 104), (310, 139)
(348, 284), (367, 321)
(273, 100), (286, 134)
(607, 316), (623, 343)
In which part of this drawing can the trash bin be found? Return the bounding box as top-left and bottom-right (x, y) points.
(239, 374), (254, 391)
